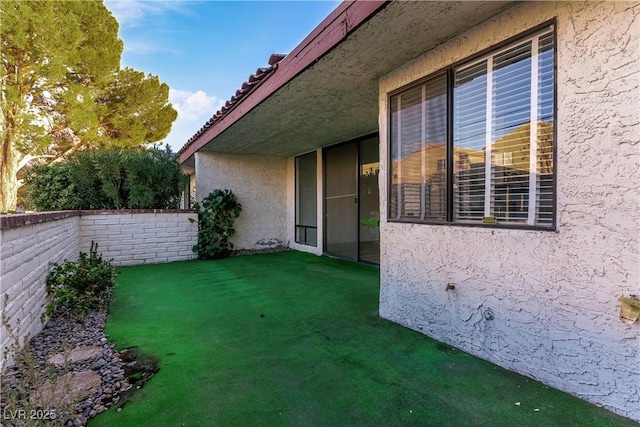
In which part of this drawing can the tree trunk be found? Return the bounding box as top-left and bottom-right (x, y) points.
(1, 137), (20, 213)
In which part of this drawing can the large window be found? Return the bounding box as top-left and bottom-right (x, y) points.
(390, 26), (555, 229)
(295, 152), (317, 246)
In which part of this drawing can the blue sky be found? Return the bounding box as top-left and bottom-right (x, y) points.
(104, 0), (340, 151)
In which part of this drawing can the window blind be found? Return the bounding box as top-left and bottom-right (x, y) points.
(390, 74), (448, 221)
(453, 28), (555, 226)
(389, 26), (555, 229)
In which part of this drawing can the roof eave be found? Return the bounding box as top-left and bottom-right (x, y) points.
(178, 0), (388, 165)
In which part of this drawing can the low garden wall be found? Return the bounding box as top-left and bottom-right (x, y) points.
(0, 210), (198, 369)
(79, 211), (197, 266)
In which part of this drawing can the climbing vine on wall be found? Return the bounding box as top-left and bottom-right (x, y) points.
(193, 190), (242, 259)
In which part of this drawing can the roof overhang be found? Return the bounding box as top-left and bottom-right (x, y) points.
(179, 0), (517, 167)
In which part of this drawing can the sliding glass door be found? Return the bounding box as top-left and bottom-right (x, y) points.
(358, 137), (380, 264)
(324, 136), (380, 264)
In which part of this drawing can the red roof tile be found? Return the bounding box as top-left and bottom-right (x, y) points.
(177, 0), (388, 164)
(178, 56), (285, 156)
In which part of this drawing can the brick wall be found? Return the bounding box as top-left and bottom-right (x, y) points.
(0, 213), (81, 362)
(0, 210), (197, 369)
(79, 211), (197, 266)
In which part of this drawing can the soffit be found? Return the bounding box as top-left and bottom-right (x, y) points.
(193, 1), (516, 158)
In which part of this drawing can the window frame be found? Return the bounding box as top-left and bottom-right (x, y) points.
(387, 22), (557, 231)
(294, 151), (318, 246)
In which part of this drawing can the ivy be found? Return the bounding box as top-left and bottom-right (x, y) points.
(193, 190), (242, 260)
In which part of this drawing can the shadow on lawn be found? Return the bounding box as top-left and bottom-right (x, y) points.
(108, 347), (159, 412)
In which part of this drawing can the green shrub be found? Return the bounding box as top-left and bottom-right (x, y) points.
(123, 147), (188, 209)
(44, 242), (117, 319)
(193, 190), (242, 259)
(26, 162), (80, 211)
(26, 146), (188, 211)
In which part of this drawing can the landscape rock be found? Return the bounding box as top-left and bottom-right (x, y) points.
(32, 371), (102, 408)
(48, 346), (103, 366)
(0, 291), (133, 427)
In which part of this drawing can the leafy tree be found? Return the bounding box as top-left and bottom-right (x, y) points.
(0, 1), (177, 212)
(26, 147), (188, 210)
(97, 68), (177, 146)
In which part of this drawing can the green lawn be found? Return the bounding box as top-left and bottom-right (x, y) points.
(90, 251), (634, 427)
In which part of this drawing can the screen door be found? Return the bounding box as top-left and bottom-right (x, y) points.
(324, 143), (358, 260)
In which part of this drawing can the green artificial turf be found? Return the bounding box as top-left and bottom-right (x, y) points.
(90, 251), (635, 427)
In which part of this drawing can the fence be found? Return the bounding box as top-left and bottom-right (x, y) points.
(0, 210), (197, 369)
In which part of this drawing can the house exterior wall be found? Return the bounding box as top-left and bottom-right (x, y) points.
(286, 149), (324, 255)
(195, 152), (287, 250)
(378, 1), (639, 421)
(0, 210), (197, 370)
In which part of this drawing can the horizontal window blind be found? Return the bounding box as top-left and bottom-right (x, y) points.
(390, 74), (447, 221)
(453, 27), (555, 227)
(389, 26), (555, 229)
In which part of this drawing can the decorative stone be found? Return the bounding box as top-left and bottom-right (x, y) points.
(47, 346), (103, 366)
(91, 358), (106, 370)
(1, 291), (137, 426)
(32, 371), (101, 409)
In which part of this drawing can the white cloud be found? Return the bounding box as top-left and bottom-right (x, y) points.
(162, 89), (225, 151)
(170, 89), (223, 122)
(104, 0), (188, 27)
(123, 39), (178, 55)
(105, 1), (188, 58)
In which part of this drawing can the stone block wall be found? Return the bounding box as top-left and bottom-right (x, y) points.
(0, 210), (197, 369)
(0, 212), (81, 359)
(79, 211), (197, 266)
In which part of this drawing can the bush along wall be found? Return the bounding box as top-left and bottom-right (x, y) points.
(44, 242), (117, 319)
(193, 190), (242, 259)
(25, 146), (188, 210)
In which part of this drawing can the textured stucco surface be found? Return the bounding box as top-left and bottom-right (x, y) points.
(379, 1), (639, 421)
(286, 150), (323, 255)
(195, 152), (287, 250)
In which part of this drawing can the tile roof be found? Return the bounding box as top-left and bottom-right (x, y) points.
(177, 1), (388, 164)
(177, 53), (286, 156)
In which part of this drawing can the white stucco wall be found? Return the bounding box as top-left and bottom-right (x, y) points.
(195, 152), (287, 250)
(379, 1), (639, 421)
(286, 149), (324, 255)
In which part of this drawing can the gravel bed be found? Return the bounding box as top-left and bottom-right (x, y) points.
(1, 292), (132, 427)
(231, 245), (290, 257)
